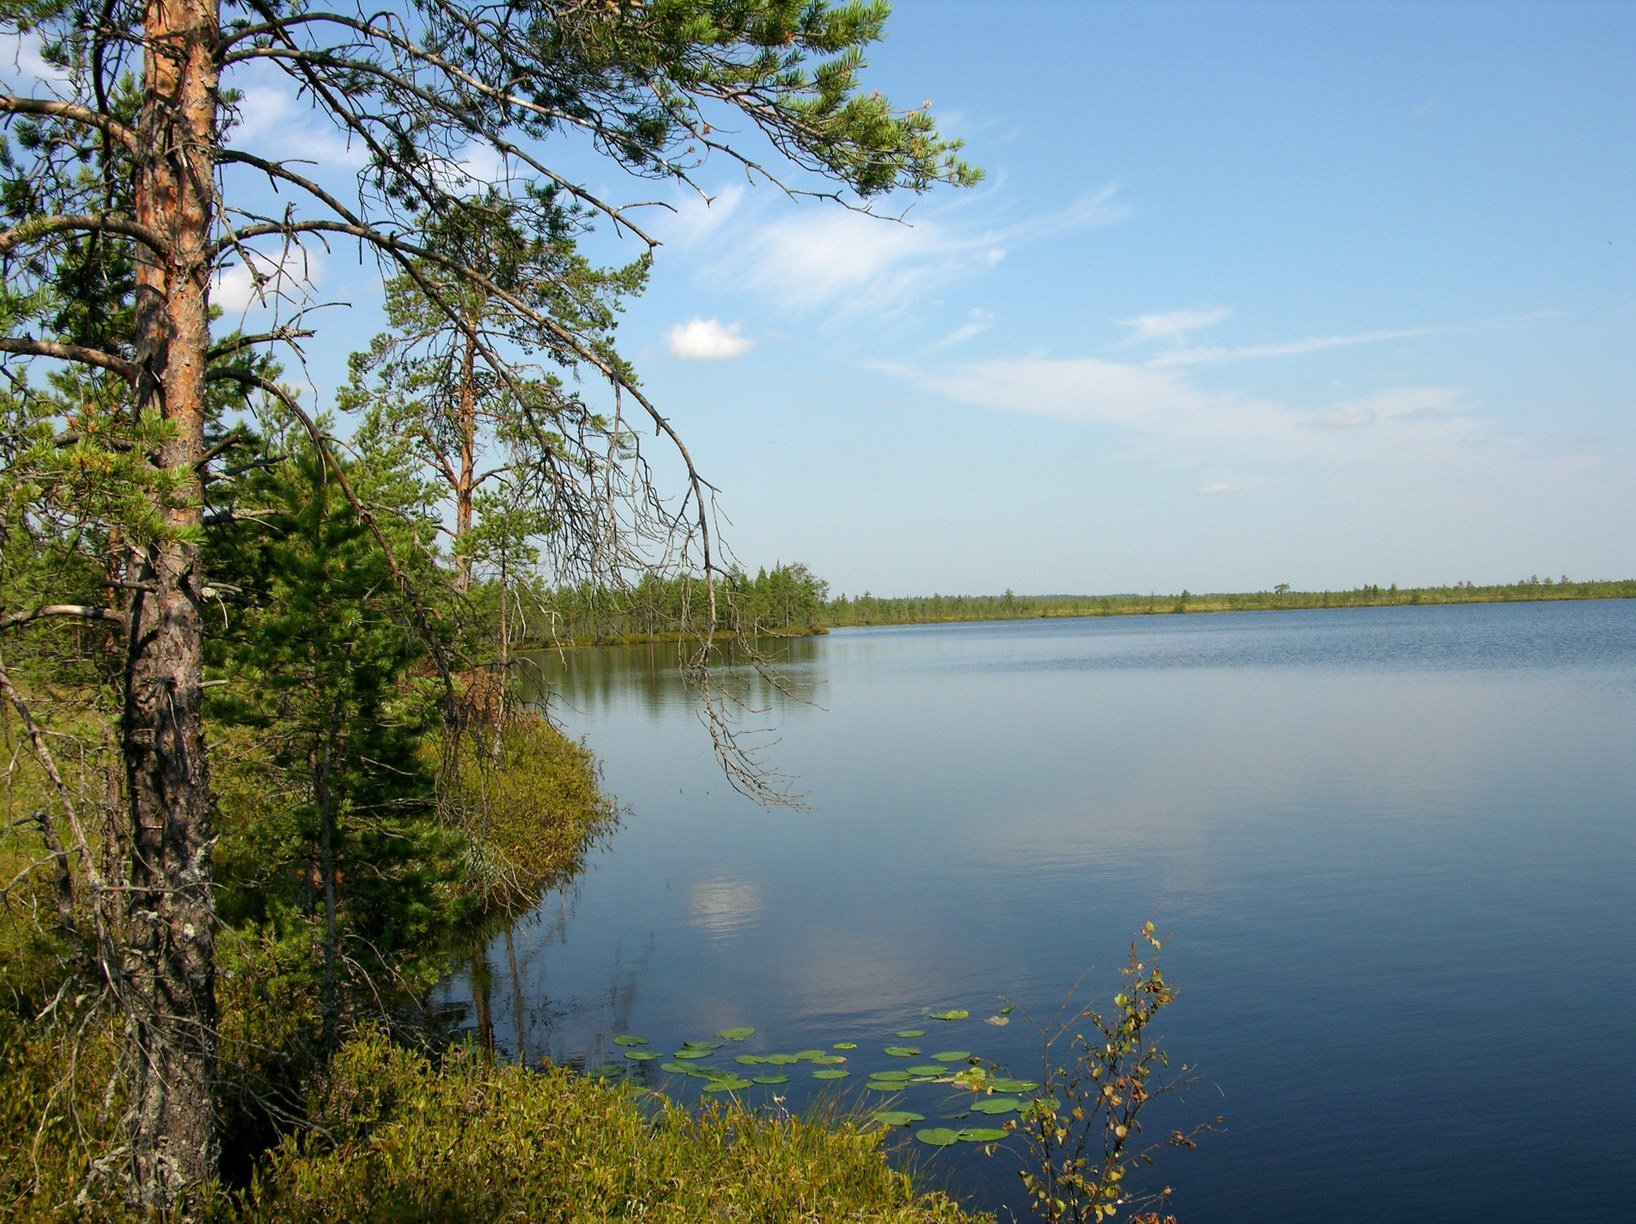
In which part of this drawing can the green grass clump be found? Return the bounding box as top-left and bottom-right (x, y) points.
(246, 1031), (991, 1223)
(434, 714), (618, 918)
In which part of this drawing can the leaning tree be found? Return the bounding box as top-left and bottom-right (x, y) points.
(1, 0), (974, 1210)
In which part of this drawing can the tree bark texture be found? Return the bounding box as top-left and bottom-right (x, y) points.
(120, 0), (223, 1207)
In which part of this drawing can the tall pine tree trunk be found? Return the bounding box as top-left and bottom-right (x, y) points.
(121, 0), (222, 1207)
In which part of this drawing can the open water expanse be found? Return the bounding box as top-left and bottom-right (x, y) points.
(442, 599), (1636, 1222)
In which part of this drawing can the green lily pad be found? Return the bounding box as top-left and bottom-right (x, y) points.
(672, 1048), (713, 1060)
(792, 1050), (828, 1062)
(928, 1009), (970, 1022)
(834, 1042), (857, 1051)
(957, 1126), (1009, 1143)
(659, 1062), (697, 1075)
(611, 1035), (649, 1047)
(752, 1074), (790, 1085)
(874, 1110), (925, 1127)
(810, 1053), (847, 1065)
(969, 1097), (1024, 1114)
(894, 1029), (926, 1039)
(905, 1065), (947, 1078)
(716, 1027), (755, 1041)
(811, 1068), (850, 1080)
(865, 1079), (907, 1092)
(883, 1046), (920, 1058)
(701, 1077), (752, 1093)
(987, 1078), (1040, 1093)
(870, 1069), (912, 1081)
(914, 1127), (961, 1147)
(734, 1054), (766, 1066)
(930, 1051), (972, 1063)
(624, 1049), (662, 1061)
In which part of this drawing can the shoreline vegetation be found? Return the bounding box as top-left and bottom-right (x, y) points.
(519, 571), (1636, 647)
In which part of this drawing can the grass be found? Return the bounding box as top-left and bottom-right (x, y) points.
(244, 1030), (990, 1223)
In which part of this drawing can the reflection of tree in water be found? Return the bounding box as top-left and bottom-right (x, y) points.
(449, 878), (656, 1071)
(519, 637), (825, 720)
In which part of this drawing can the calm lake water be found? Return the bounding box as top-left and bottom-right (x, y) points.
(442, 600), (1636, 1222)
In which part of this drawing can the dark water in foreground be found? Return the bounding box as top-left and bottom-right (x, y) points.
(440, 600), (1636, 1222)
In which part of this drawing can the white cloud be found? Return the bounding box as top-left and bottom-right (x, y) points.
(926, 307), (994, 352)
(0, 31), (69, 88)
(1118, 307), (1230, 346)
(725, 187), (1126, 315)
(222, 80), (368, 169)
(212, 244), (323, 314)
(1200, 481), (1242, 495)
(663, 184), (746, 247)
(664, 317), (756, 361)
(1151, 325), (1437, 368)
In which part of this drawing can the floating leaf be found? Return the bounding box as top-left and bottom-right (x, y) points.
(834, 1042), (857, 1051)
(883, 1046), (920, 1058)
(985, 1015), (1011, 1027)
(659, 1062), (697, 1075)
(866, 1079), (907, 1092)
(811, 1069), (850, 1080)
(875, 1110), (925, 1127)
(956, 1126), (1009, 1143)
(765, 1053), (799, 1066)
(914, 1127), (961, 1147)
(792, 1050), (828, 1062)
(894, 1029), (926, 1039)
(810, 1053), (847, 1065)
(672, 1049), (713, 1060)
(716, 1027), (755, 1042)
(701, 1077), (752, 1093)
(611, 1035), (649, 1048)
(969, 1097), (1023, 1114)
(930, 1051), (972, 1063)
(987, 1078), (1040, 1094)
(928, 1009), (969, 1022)
(679, 1040), (722, 1052)
(734, 1054), (765, 1066)
(870, 1069), (912, 1081)
(624, 1049), (662, 1061)
(752, 1074), (790, 1085)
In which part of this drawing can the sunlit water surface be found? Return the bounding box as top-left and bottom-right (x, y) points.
(439, 600), (1636, 1222)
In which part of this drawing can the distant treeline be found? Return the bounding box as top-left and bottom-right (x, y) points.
(510, 571), (1635, 643)
(820, 576), (1636, 626)
(515, 562), (831, 643)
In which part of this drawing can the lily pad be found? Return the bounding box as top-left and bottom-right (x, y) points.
(834, 1041), (857, 1050)
(957, 1126), (1009, 1143)
(874, 1110), (925, 1127)
(672, 1048), (713, 1060)
(811, 1069), (850, 1080)
(734, 1054), (766, 1066)
(765, 1053), (799, 1066)
(894, 1029), (926, 1039)
(914, 1127), (962, 1147)
(928, 1009), (970, 1022)
(611, 1035), (649, 1048)
(624, 1049), (662, 1061)
(883, 1046), (921, 1058)
(987, 1078), (1040, 1094)
(792, 1050), (828, 1062)
(969, 1097), (1024, 1114)
(810, 1053), (847, 1065)
(905, 1066), (947, 1079)
(865, 1079), (907, 1092)
(752, 1074), (790, 1085)
(870, 1069), (912, 1081)
(985, 1015), (1011, 1027)
(716, 1027), (755, 1041)
(930, 1051), (972, 1063)
(660, 1062), (699, 1075)
(701, 1076), (752, 1093)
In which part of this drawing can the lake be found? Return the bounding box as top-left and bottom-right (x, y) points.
(441, 599), (1636, 1222)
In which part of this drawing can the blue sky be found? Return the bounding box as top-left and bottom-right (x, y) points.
(7, 1), (1633, 596)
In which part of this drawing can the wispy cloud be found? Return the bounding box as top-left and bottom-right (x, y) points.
(664, 317), (756, 361)
(721, 187), (1127, 315)
(212, 244), (323, 314)
(222, 79), (368, 170)
(0, 31), (69, 88)
(1118, 307), (1230, 346)
(1200, 481), (1242, 495)
(662, 184), (747, 247)
(926, 307), (994, 352)
(1150, 325), (1438, 368)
